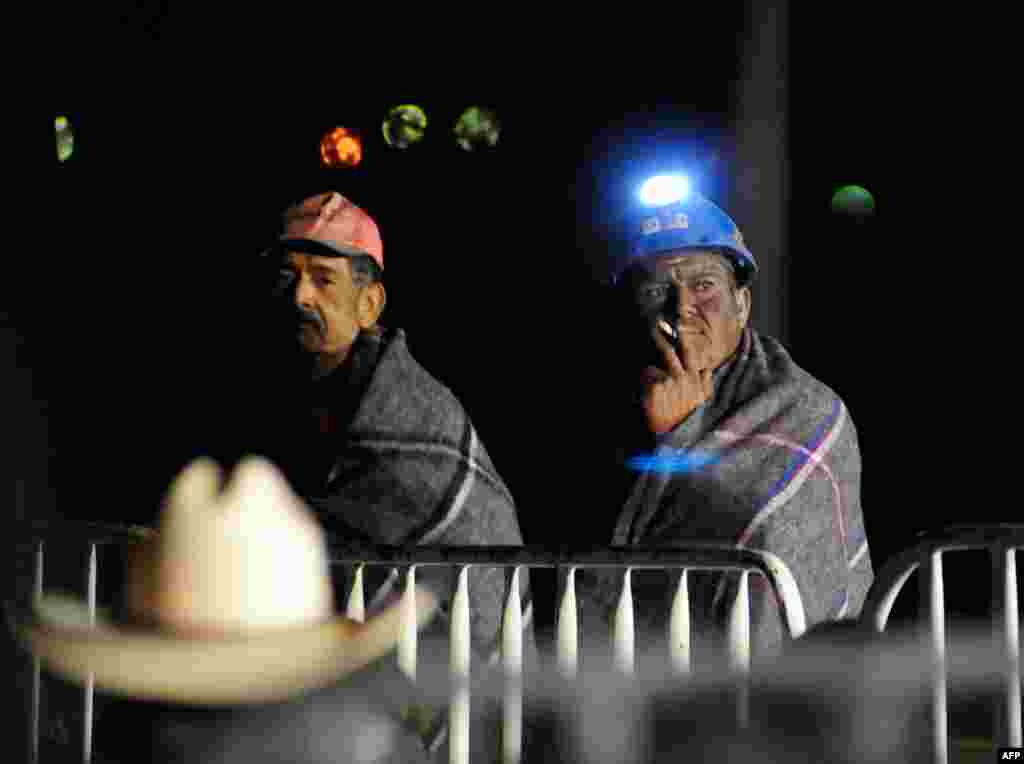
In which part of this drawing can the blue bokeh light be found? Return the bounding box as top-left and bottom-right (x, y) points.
(625, 449), (720, 474)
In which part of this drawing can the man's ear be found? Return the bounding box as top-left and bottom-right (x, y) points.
(357, 283), (387, 329)
(735, 286), (752, 327)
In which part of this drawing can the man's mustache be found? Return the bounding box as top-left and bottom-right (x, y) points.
(294, 308), (324, 330)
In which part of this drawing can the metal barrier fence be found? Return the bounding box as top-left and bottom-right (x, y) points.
(861, 524), (1024, 764)
(12, 522), (808, 764)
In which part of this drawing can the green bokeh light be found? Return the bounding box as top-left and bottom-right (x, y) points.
(454, 106), (500, 152)
(382, 104), (428, 149)
(830, 185), (875, 216)
(55, 115), (74, 162)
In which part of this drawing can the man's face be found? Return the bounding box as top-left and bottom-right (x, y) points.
(271, 252), (366, 361)
(626, 250), (751, 374)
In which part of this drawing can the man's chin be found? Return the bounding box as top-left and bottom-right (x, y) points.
(640, 365), (669, 385)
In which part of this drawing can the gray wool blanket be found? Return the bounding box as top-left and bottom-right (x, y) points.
(575, 327), (873, 665)
(269, 327), (534, 759)
(273, 328), (532, 665)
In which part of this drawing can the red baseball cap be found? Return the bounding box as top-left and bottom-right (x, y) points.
(273, 192), (384, 270)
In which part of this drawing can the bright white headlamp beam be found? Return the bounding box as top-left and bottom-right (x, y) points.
(639, 175), (691, 207)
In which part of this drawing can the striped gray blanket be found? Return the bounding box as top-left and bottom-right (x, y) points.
(290, 328), (533, 663)
(272, 327), (532, 759)
(576, 327), (873, 663)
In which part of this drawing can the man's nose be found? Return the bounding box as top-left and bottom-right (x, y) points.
(294, 277), (316, 311)
(666, 285), (698, 318)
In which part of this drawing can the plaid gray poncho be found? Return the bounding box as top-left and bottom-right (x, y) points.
(274, 328), (531, 663)
(576, 327), (872, 664)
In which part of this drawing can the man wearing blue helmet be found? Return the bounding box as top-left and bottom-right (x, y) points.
(575, 187), (873, 665)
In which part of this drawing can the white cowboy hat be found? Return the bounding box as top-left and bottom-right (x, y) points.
(11, 456), (437, 705)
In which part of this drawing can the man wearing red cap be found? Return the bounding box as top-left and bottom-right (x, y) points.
(254, 192), (531, 755)
(267, 191), (389, 383)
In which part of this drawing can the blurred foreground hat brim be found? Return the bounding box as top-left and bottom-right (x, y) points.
(9, 455), (437, 705)
(11, 588), (436, 706)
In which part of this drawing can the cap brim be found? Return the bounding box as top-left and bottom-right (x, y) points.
(10, 589), (437, 706)
(612, 244), (757, 287)
(263, 237), (370, 260)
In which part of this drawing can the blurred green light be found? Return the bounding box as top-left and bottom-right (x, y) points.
(382, 104), (428, 149)
(55, 115), (74, 162)
(454, 106), (500, 152)
(830, 185), (875, 216)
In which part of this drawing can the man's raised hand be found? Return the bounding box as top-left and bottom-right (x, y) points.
(640, 319), (713, 434)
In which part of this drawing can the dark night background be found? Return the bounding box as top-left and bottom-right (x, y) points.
(3, 6), (1014, 756)
(20, 5), (1002, 547)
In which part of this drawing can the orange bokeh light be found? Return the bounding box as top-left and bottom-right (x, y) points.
(319, 127), (363, 168)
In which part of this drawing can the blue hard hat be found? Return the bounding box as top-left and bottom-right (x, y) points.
(610, 192), (757, 288)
